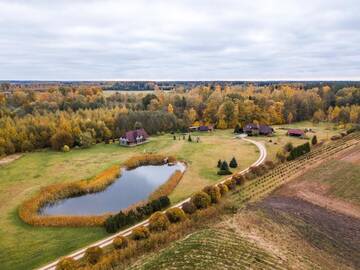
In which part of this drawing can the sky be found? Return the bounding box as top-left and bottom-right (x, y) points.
(0, 0), (359, 81)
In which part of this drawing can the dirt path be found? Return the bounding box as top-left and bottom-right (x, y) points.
(0, 154), (22, 166)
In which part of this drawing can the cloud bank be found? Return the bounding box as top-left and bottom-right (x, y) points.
(0, 0), (359, 80)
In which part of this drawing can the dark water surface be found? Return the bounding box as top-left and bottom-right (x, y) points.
(40, 162), (186, 216)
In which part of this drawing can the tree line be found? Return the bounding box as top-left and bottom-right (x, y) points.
(0, 83), (359, 155)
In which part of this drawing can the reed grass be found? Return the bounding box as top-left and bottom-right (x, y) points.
(19, 154), (178, 227)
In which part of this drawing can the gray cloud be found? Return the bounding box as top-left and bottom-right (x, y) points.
(0, 0), (359, 80)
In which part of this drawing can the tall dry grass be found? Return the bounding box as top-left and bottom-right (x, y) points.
(19, 165), (120, 227)
(19, 153), (179, 227)
(148, 169), (185, 201)
(123, 154), (176, 169)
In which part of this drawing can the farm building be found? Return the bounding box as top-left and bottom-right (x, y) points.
(189, 125), (214, 132)
(287, 129), (305, 137)
(243, 124), (274, 136)
(119, 128), (149, 146)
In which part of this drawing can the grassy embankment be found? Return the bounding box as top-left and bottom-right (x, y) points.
(0, 130), (257, 270)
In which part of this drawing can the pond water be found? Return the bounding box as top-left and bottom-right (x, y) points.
(40, 162), (186, 216)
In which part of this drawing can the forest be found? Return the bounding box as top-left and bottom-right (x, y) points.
(0, 83), (359, 156)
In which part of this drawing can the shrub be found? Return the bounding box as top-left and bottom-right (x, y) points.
(245, 171), (256, 180)
(51, 130), (74, 151)
(265, 160), (275, 169)
(113, 235), (128, 250)
(224, 178), (236, 190)
(218, 183), (229, 195)
(182, 201), (197, 214)
(220, 160), (230, 171)
(217, 169), (232, 175)
(190, 192), (211, 209)
(276, 150), (287, 163)
(217, 159), (222, 168)
(232, 174), (245, 185)
(229, 157), (238, 168)
(56, 257), (77, 270)
(287, 142), (311, 161)
(84, 246), (103, 265)
(311, 135), (318, 145)
(105, 195), (171, 233)
(62, 145), (70, 152)
(131, 225), (150, 240)
(218, 160), (232, 175)
(284, 142), (294, 152)
(166, 207), (187, 223)
(202, 185), (221, 204)
(149, 212), (170, 232)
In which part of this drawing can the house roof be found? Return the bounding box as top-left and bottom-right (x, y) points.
(122, 128), (149, 143)
(288, 129), (304, 135)
(244, 123), (259, 131)
(244, 124), (273, 134)
(259, 125), (274, 134)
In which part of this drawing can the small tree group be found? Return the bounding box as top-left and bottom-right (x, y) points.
(233, 124), (242, 134)
(311, 135), (318, 145)
(287, 142), (311, 161)
(104, 196), (171, 233)
(217, 160), (232, 175)
(229, 157), (238, 168)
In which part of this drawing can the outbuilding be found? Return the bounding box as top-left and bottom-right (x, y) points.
(287, 129), (305, 137)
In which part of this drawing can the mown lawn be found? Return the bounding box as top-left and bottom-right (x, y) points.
(0, 130), (258, 270)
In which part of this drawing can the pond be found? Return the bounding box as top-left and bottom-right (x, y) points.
(40, 162), (186, 216)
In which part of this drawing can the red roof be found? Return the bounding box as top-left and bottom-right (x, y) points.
(287, 129), (304, 135)
(122, 128), (149, 143)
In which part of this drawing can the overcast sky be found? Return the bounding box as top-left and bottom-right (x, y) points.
(0, 0), (359, 81)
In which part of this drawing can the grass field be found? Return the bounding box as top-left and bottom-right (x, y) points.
(129, 229), (288, 270)
(0, 130), (257, 270)
(251, 121), (344, 161)
(128, 132), (360, 270)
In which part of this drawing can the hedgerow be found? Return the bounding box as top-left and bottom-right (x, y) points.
(104, 196), (171, 233)
(232, 174), (245, 185)
(113, 236), (128, 250)
(203, 185), (221, 204)
(191, 192), (211, 209)
(149, 212), (170, 232)
(166, 207), (187, 223)
(224, 178), (236, 190)
(218, 183), (229, 195)
(55, 257), (77, 270)
(84, 246), (103, 265)
(181, 201), (197, 215)
(287, 142), (311, 161)
(131, 226), (150, 240)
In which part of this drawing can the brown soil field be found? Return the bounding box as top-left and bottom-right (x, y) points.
(221, 145), (360, 270)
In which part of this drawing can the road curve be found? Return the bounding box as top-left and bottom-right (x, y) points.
(38, 138), (266, 270)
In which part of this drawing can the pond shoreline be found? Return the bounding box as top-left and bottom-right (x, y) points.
(18, 154), (182, 227)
